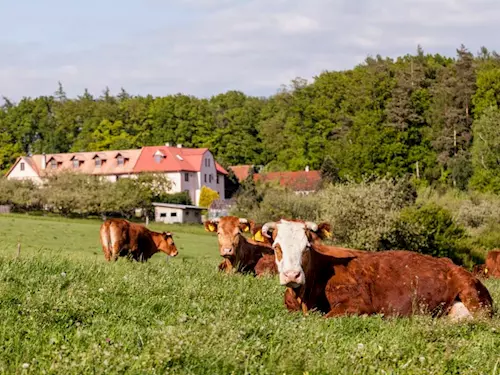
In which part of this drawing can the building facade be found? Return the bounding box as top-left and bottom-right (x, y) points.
(5, 145), (227, 205)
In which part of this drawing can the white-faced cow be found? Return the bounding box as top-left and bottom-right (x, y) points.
(262, 219), (493, 320)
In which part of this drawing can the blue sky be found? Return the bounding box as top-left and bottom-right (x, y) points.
(1, 0), (499, 101)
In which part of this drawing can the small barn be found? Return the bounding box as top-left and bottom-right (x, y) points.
(153, 203), (204, 224)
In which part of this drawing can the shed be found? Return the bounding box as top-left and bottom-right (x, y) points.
(152, 203), (204, 224)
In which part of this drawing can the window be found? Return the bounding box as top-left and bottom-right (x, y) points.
(154, 155), (162, 164)
(209, 174), (213, 183)
(204, 158), (211, 167)
(50, 159), (57, 169)
(20, 162), (25, 171)
(204, 174), (207, 183)
(216, 175), (220, 184)
(207, 159), (211, 167)
(95, 157), (101, 167)
(72, 159), (79, 168)
(185, 211), (190, 216)
(117, 155), (124, 165)
(170, 212), (177, 217)
(184, 173), (189, 182)
(160, 213), (166, 218)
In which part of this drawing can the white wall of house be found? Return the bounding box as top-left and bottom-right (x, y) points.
(195, 150), (225, 204)
(180, 171), (199, 205)
(6, 158), (43, 184)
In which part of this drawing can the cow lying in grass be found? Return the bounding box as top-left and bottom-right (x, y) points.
(100, 218), (178, 262)
(262, 219), (493, 320)
(204, 216), (277, 276)
(471, 250), (500, 279)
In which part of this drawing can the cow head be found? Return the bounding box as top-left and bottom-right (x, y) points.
(262, 219), (332, 287)
(157, 232), (178, 257)
(204, 216), (252, 258)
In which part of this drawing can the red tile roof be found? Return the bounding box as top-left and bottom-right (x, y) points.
(229, 165), (253, 182)
(254, 170), (321, 192)
(134, 146), (228, 174)
(5, 146), (227, 178)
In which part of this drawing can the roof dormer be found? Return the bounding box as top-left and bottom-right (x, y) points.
(70, 155), (84, 169)
(154, 150), (165, 164)
(115, 153), (129, 166)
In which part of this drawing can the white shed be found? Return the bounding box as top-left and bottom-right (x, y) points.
(153, 203), (204, 224)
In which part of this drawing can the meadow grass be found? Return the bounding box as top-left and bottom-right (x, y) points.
(1, 215), (500, 374)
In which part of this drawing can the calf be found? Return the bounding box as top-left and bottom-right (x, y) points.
(100, 218), (178, 262)
(204, 216), (277, 276)
(262, 219), (493, 320)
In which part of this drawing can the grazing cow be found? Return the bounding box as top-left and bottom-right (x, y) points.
(100, 218), (178, 262)
(262, 219), (493, 320)
(485, 250), (500, 278)
(204, 216), (278, 276)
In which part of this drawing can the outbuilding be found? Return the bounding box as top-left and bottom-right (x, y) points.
(153, 203), (204, 224)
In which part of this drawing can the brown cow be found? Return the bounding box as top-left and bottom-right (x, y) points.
(204, 216), (277, 276)
(485, 250), (500, 278)
(100, 218), (178, 262)
(262, 219), (493, 321)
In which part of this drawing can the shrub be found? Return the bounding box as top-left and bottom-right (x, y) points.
(198, 186), (219, 208)
(235, 187), (322, 224)
(0, 178), (42, 210)
(157, 191), (193, 205)
(317, 177), (417, 250)
(381, 203), (474, 266)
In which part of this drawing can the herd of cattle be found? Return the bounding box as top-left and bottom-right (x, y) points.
(100, 216), (500, 321)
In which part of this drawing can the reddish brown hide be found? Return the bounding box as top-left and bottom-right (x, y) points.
(204, 216), (278, 276)
(290, 245), (492, 318)
(100, 218), (178, 262)
(262, 219), (493, 319)
(485, 250), (500, 278)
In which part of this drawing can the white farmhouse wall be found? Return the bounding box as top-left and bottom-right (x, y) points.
(180, 171), (199, 205)
(6, 158), (43, 184)
(165, 172), (182, 193)
(195, 150), (225, 204)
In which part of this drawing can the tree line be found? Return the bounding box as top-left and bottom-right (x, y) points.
(2, 45), (500, 192)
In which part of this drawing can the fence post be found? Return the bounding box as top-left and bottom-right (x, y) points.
(16, 242), (21, 258)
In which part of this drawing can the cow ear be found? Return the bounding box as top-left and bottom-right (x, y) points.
(252, 229), (266, 243)
(204, 221), (218, 232)
(317, 222), (333, 240)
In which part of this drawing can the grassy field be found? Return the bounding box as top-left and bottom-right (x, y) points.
(1, 215), (500, 374)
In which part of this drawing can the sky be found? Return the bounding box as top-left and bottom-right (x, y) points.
(0, 0), (499, 101)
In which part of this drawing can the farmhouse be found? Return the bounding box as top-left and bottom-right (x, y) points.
(153, 202), (204, 224)
(5, 144), (227, 205)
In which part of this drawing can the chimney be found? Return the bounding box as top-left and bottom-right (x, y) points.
(41, 153), (46, 170)
(165, 142), (170, 147)
(177, 144), (182, 148)
(305, 165), (309, 172)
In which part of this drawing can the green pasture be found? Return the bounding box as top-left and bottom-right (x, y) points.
(0, 215), (499, 374)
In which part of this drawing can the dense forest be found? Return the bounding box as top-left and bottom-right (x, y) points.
(2, 45), (500, 192)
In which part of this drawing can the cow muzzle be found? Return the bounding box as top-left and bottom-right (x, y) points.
(281, 269), (304, 287)
(221, 248), (234, 257)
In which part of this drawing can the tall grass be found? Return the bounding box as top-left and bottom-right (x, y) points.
(0, 216), (500, 374)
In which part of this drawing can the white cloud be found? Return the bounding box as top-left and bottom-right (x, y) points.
(1, 0), (499, 101)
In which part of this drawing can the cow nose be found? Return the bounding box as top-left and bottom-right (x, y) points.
(171, 251), (178, 257)
(223, 248), (233, 255)
(284, 270), (301, 282)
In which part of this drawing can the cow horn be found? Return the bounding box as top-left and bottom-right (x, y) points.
(305, 221), (318, 231)
(262, 222), (277, 238)
(239, 218), (248, 223)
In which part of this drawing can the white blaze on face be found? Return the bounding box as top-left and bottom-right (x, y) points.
(273, 220), (310, 286)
